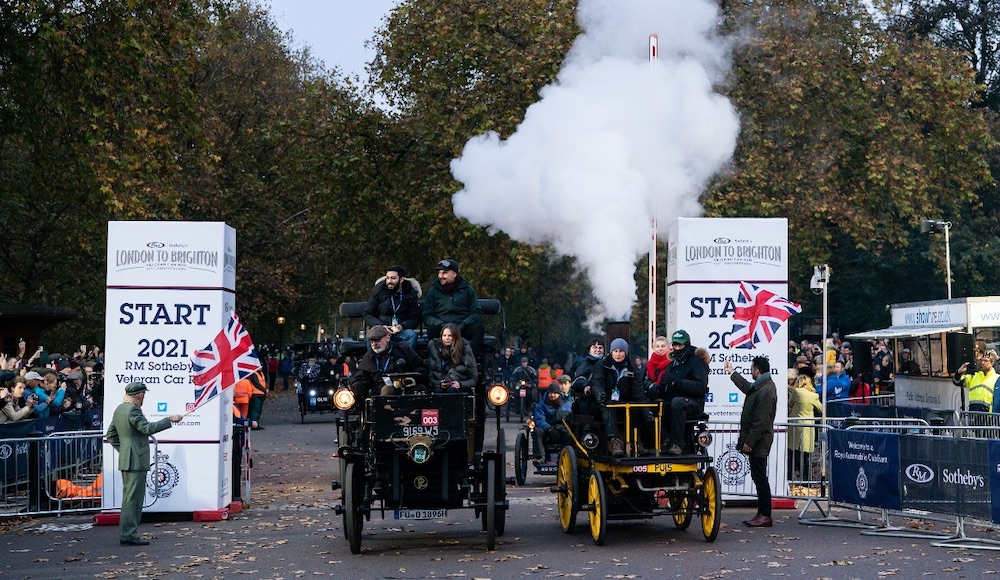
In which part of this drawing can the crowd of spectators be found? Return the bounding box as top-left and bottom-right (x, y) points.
(0, 340), (105, 427)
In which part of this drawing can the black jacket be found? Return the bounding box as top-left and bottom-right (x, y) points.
(590, 355), (645, 404)
(363, 277), (422, 330)
(422, 276), (483, 329)
(731, 371), (777, 456)
(659, 345), (710, 410)
(350, 342), (426, 398)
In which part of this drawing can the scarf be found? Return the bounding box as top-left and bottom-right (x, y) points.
(646, 352), (671, 383)
(750, 371), (772, 391)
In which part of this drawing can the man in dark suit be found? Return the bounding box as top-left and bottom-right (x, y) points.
(106, 382), (181, 546)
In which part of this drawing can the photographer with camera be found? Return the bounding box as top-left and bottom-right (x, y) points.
(590, 338), (646, 457)
(23, 371), (62, 418)
(0, 379), (38, 424)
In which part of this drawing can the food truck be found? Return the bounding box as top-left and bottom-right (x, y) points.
(846, 296), (1000, 415)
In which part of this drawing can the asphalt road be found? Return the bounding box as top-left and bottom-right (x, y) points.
(3, 389), (1000, 579)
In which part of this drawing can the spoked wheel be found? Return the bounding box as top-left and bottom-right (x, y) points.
(556, 446), (579, 533)
(486, 456), (498, 551)
(514, 431), (529, 485)
(588, 469), (607, 546)
(672, 494), (693, 530)
(701, 467), (722, 542)
(343, 462), (363, 554)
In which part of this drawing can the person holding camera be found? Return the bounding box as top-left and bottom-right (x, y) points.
(428, 323), (477, 394)
(23, 371), (62, 418)
(0, 379), (38, 423)
(590, 338), (645, 457)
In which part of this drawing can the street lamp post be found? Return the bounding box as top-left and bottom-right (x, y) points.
(921, 219), (953, 299)
(810, 264), (831, 514)
(277, 316), (286, 359)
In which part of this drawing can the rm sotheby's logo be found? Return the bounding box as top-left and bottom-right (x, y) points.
(905, 463), (934, 484)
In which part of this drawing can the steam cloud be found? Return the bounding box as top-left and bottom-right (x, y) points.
(451, 0), (739, 322)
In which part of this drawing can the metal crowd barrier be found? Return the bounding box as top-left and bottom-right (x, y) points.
(706, 420), (830, 507)
(797, 413), (1000, 551)
(1, 430), (162, 519)
(1, 430), (104, 518)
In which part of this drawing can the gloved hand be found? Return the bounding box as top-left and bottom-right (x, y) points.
(660, 371), (678, 388)
(646, 384), (661, 400)
(595, 389), (607, 404)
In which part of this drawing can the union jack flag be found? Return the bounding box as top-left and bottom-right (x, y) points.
(729, 282), (801, 348)
(189, 313), (261, 410)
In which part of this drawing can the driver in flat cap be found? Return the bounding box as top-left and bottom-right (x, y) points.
(106, 382), (182, 546)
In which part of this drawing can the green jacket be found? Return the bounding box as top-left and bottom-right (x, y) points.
(106, 402), (173, 471)
(421, 276), (483, 329)
(730, 371), (777, 457)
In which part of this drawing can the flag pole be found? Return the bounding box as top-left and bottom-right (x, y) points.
(648, 33), (658, 356)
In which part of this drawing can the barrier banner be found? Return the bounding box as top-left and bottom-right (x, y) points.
(988, 440), (1000, 524)
(829, 429), (900, 509)
(900, 436), (990, 520)
(895, 406), (956, 427)
(827, 402), (895, 420)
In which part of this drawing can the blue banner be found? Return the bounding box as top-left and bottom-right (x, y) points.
(900, 436), (990, 521)
(829, 430), (901, 509)
(988, 440), (1000, 525)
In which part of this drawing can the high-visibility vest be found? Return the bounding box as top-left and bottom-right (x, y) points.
(962, 369), (999, 406)
(249, 371), (267, 396)
(234, 377), (252, 416)
(538, 366), (553, 389)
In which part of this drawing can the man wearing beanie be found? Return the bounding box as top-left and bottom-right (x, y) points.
(532, 383), (572, 459)
(590, 337), (645, 457)
(363, 265), (421, 350)
(652, 329), (710, 455)
(422, 258), (485, 354)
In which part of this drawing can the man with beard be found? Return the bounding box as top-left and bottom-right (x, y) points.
(363, 265), (421, 350)
(350, 325), (426, 397)
(724, 356), (777, 528)
(422, 258), (485, 354)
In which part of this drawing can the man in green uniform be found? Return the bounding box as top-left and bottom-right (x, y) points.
(106, 382), (181, 546)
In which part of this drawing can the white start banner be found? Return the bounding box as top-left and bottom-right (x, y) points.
(102, 221), (236, 513)
(666, 217), (793, 498)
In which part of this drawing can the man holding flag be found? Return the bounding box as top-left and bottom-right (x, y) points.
(106, 382), (182, 546)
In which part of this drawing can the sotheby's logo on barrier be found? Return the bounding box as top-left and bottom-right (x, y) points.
(900, 436), (991, 522)
(829, 430), (901, 510)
